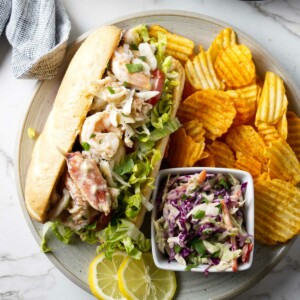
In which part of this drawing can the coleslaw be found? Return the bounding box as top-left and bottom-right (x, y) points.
(154, 170), (253, 273)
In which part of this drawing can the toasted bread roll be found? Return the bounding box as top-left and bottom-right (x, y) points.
(25, 25), (184, 233)
(25, 26), (122, 222)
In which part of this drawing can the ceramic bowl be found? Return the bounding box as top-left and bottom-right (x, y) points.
(151, 167), (254, 272)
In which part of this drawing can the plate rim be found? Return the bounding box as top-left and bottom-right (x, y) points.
(14, 9), (298, 299)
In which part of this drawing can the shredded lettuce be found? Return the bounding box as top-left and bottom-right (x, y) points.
(148, 118), (181, 142)
(96, 219), (150, 260)
(133, 24), (150, 43)
(114, 148), (161, 219)
(154, 31), (167, 68)
(78, 222), (98, 244)
(41, 222), (53, 253)
(114, 158), (135, 176)
(161, 56), (173, 74)
(51, 221), (74, 244)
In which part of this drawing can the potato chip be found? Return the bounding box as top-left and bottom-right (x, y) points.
(257, 123), (280, 146)
(183, 120), (205, 143)
(275, 110), (288, 140)
(197, 151), (216, 167)
(225, 125), (267, 164)
(199, 151), (210, 160)
(287, 111), (300, 161)
(254, 179), (300, 245)
(214, 44), (256, 88)
(149, 25), (194, 62)
(208, 27), (236, 62)
(185, 51), (224, 91)
(177, 90), (236, 140)
(226, 86), (257, 126)
(255, 72), (288, 126)
(264, 139), (300, 185)
(234, 151), (262, 178)
(167, 127), (205, 167)
(207, 140), (235, 168)
(255, 172), (270, 182)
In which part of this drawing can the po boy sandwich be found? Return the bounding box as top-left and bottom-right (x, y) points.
(25, 24), (184, 256)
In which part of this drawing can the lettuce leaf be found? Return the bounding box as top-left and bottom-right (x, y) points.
(41, 222), (53, 253)
(51, 221), (74, 244)
(155, 31), (167, 68)
(96, 219), (150, 260)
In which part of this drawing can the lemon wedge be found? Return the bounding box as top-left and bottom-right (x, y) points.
(89, 251), (127, 300)
(117, 252), (177, 300)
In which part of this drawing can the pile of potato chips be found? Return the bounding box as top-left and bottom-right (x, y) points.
(150, 26), (300, 246)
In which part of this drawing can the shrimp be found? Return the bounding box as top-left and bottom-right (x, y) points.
(80, 111), (124, 161)
(111, 46), (151, 90)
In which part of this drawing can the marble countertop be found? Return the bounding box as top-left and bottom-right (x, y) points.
(1, 0), (300, 299)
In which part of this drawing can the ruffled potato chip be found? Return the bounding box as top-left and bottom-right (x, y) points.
(226, 83), (258, 126)
(167, 127), (205, 167)
(287, 111), (300, 161)
(255, 72), (288, 126)
(183, 120), (205, 143)
(275, 110), (288, 140)
(257, 123), (280, 146)
(207, 140), (235, 168)
(185, 51), (224, 91)
(255, 179), (300, 245)
(264, 139), (300, 185)
(214, 44), (256, 88)
(208, 27), (236, 63)
(149, 25), (194, 62)
(234, 151), (262, 178)
(197, 151), (216, 167)
(177, 90), (236, 140)
(225, 125), (267, 164)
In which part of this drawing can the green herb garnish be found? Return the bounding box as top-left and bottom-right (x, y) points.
(191, 239), (206, 256)
(139, 56), (147, 61)
(173, 244), (181, 254)
(185, 263), (197, 271)
(217, 178), (229, 190)
(129, 44), (138, 50)
(81, 142), (90, 151)
(107, 86), (115, 94)
(194, 210), (205, 219)
(125, 63), (143, 73)
(89, 133), (96, 139)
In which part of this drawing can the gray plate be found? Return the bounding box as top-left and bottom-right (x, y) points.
(15, 10), (300, 300)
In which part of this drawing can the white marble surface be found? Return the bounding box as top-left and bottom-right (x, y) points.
(1, 0), (300, 299)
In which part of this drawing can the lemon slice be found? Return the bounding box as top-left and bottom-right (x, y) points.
(118, 253), (177, 300)
(89, 251), (127, 300)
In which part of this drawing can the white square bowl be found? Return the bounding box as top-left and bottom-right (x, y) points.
(151, 167), (254, 272)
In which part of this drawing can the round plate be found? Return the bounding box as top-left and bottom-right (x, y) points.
(15, 10), (300, 300)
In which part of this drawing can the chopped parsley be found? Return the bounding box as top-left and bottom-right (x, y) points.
(106, 86), (115, 94)
(125, 63), (143, 73)
(81, 142), (91, 151)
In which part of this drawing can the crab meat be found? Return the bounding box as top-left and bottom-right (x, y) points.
(66, 152), (112, 215)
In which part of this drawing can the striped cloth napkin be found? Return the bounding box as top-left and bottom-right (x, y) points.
(0, 0), (71, 79)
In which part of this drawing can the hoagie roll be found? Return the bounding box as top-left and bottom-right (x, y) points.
(25, 24), (184, 250)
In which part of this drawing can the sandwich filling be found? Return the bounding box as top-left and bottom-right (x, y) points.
(43, 25), (181, 258)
